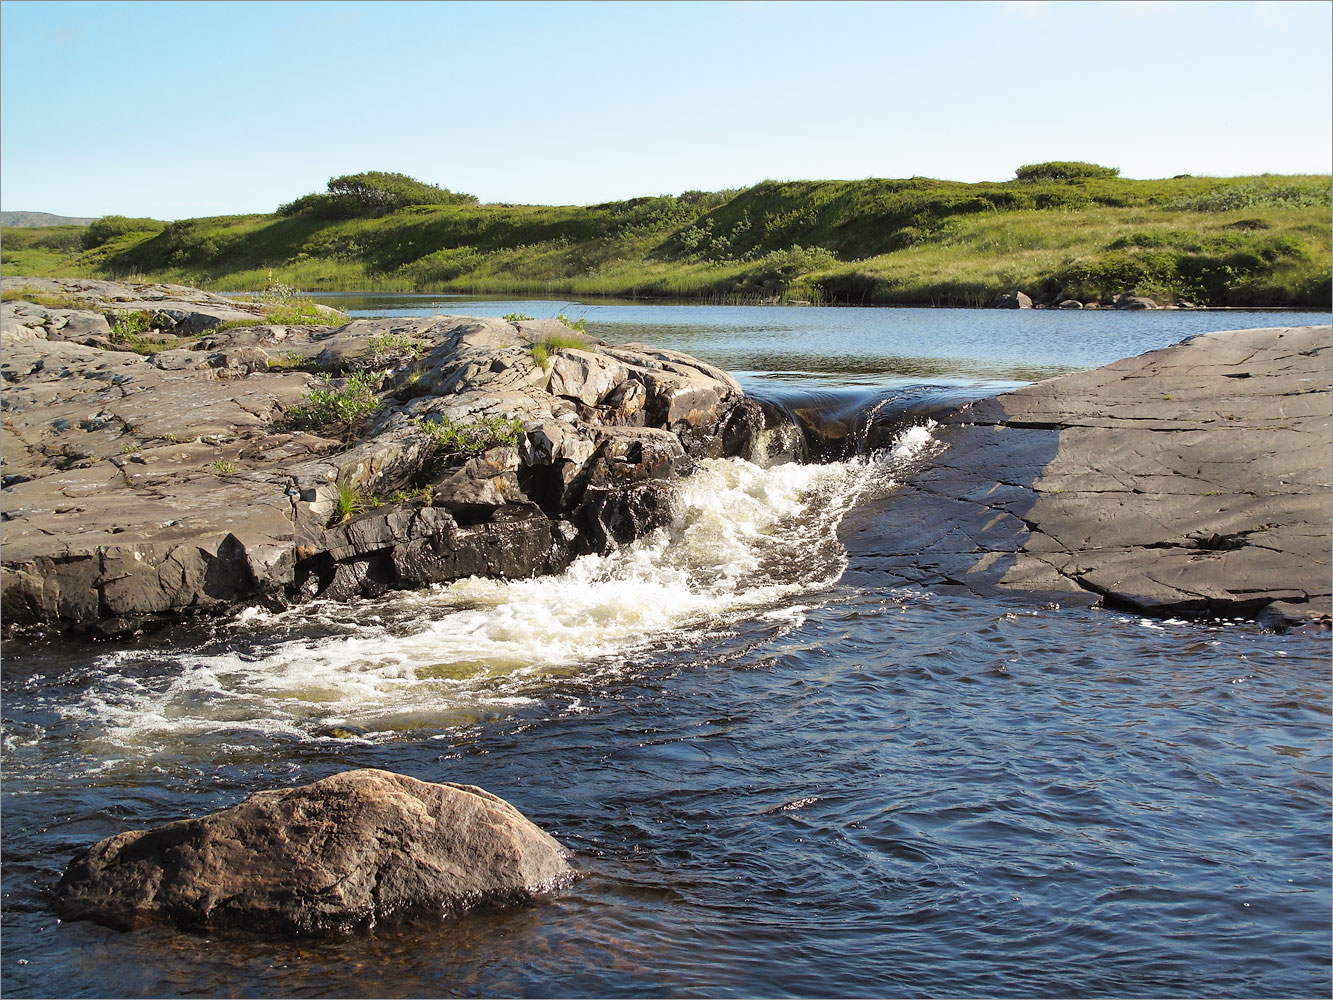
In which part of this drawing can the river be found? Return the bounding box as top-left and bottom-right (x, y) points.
(2, 302), (1329, 998)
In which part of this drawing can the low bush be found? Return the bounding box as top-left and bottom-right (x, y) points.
(82, 215), (166, 250)
(1015, 161), (1120, 181)
(414, 414), (523, 459)
(279, 171), (478, 218)
(287, 371), (384, 437)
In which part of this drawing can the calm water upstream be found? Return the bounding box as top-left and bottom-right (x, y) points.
(3, 303), (1330, 998)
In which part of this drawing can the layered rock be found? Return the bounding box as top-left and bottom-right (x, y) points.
(54, 769), (573, 936)
(1, 278), (750, 635)
(842, 325), (1333, 623)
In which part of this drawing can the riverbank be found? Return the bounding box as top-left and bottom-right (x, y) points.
(2, 170), (1329, 307)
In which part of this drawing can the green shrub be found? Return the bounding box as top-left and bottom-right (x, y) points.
(279, 171), (478, 218)
(552, 314), (587, 334)
(107, 310), (176, 354)
(332, 476), (381, 524)
(366, 331), (422, 364)
(287, 371), (384, 436)
(414, 413), (523, 459)
(1015, 162), (1120, 181)
(1168, 180), (1332, 212)
(82, 215), (166, 250)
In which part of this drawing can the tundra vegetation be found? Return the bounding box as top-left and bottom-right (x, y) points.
(3, 166), (1329, 307)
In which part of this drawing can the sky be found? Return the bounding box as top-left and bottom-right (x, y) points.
(1, 0), (1330, 220)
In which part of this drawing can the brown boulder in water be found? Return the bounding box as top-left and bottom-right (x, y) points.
(54, 768), (573, 936)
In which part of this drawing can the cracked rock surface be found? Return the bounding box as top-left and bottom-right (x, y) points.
(842, 325), (1332, 624)
(1, 279), (748, 636)
(54, 768), (573, 936)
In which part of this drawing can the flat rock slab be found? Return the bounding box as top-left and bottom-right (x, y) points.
(54, 769), (573, 936)
(843, 326), (1332, 623)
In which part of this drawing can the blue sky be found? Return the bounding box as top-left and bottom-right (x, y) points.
(1, 0), (1329, 219)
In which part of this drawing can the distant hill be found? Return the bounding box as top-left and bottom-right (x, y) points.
(1, 211), (96, 228)
(2, 166), (1330, 307)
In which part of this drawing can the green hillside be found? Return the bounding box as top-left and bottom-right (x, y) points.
(3, 167), (1329, 306)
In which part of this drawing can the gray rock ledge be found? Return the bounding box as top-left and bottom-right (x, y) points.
(54, 769), (573, 936)
(842, 325), (1332, 625)
(1, 278), (754, 636)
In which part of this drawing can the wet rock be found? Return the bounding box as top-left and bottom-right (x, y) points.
(54, 769), (573, 936)
(842, 325), (1332, 624)
(991, 290), (1033, 309)
(1057, 299), (1084, 309)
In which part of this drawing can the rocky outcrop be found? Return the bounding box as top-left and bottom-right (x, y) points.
(54, 769), (573, 936)
(842, 325), (1332, 624)
(1, 276), (291, 340)
(1, 279), (750, 635)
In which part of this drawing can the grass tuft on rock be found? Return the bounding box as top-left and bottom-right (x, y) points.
(414, 414), (523, 460)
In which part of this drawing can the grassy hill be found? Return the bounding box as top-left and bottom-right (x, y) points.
(3, 167), (1329, 307)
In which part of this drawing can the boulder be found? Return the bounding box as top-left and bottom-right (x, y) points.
(990, 290), (1033, 309)
(1057, 299), (1084, 310)
(1114, 294), (1159, 310)
(54, 769), (573, 936)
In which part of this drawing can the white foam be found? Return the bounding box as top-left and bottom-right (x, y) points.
(64, 455), (886, 750)
(881, 419), (942, 465)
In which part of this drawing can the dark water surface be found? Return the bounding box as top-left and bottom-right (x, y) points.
(3, 304), (1330, 998)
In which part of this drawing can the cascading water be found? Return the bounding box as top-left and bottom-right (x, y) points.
(741, 384), (976, 464)
(44, 421), (942, 764)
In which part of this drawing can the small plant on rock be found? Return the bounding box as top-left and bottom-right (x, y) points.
(414, 413), (523, 460)
(332, 476), (380, 524)
(390, 485), (435, 504)
(212, 459), (237, 475)
(107, 310), (175, 354)
(553, 313), (587, 333)
(287, 370), (384, 438)
(529, 331), (589, 368)
(502, 312), (534, 322)
(366, 332), (422, 365)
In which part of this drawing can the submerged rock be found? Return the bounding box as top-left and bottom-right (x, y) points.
(54, 769), (573, 936)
